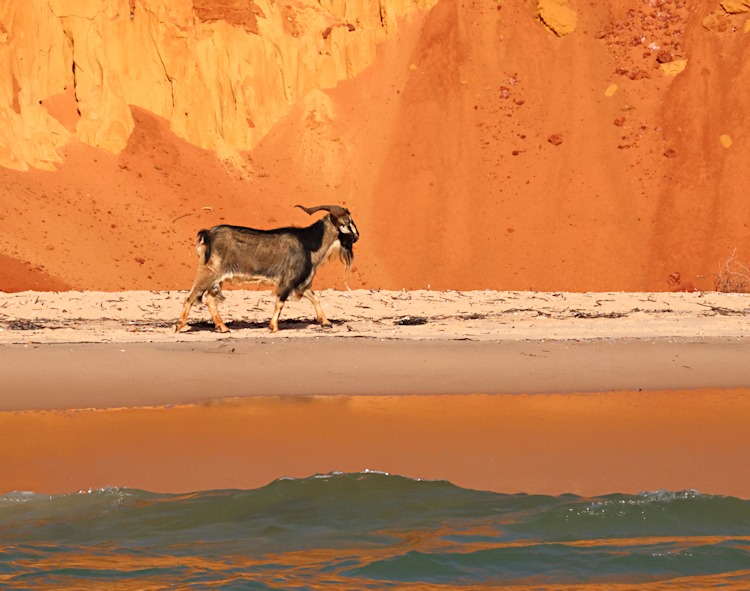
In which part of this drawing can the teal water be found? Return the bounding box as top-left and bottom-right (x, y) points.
(2, 472), (750, 590)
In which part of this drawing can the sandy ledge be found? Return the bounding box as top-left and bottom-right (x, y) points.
(2, 289), (750, 410)
(2, 289), (750, 497)
(2, 288), (750, 345)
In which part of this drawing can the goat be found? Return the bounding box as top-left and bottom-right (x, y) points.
(175, 204), (359, 333)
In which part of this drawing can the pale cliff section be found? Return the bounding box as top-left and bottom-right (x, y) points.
(0, 0), (433, 171)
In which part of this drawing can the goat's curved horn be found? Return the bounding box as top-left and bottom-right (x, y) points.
(295, 204), (348, 217)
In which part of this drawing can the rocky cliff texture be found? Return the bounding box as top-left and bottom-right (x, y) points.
(1, 0), (431, 170)
(0, 0), (749, 294)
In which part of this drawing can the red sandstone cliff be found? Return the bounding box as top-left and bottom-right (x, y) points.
(0, 0), (749, 292)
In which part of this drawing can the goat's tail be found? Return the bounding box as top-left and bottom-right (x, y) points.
(196, 229), (213, 264)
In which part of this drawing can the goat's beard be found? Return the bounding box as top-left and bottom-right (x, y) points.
(339, 244), (354, 271)
(338, 234), (356, 271)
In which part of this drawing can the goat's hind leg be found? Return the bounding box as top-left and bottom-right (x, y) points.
(175, 270), (218, 332)
(303, 289), (331, 328)
(175, 289), (201, 332)
(205, 286), (230, 333)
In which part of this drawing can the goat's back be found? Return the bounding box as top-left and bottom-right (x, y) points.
(199, 224), (316, 287)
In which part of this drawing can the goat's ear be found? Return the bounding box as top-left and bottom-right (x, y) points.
(329, 205), (349, 218)
(296, 204), (350, 218)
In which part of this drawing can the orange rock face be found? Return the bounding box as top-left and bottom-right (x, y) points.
(1, 0), (750, 292)
(1, 0), (426, 169)
(536, 0), (578, 36)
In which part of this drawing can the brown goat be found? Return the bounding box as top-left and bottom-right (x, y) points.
(175, 205), (359, 333)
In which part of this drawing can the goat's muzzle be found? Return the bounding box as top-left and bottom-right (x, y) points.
(338, 220), (359, 244)
(338, 226), (357, 271)
(340, 232), (358, 248)
(340, 229), (359, 246)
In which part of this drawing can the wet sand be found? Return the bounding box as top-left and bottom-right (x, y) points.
(2, 289), (750, 496)
(3, 338), (750, 411)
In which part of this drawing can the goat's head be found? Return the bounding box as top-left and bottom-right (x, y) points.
(296, 204), (359, 268)
(296, 204), (359, 243)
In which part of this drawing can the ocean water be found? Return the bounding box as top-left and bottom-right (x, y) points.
(1, 472), (750, 590)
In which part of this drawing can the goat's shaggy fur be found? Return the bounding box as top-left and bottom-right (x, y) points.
(175, 205), (359, 333)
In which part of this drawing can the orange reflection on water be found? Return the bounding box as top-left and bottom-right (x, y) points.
(3, 390), (750, 497)
(4, 543), (750, 591)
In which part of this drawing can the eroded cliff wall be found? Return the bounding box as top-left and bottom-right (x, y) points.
(0, 0), (432, 171)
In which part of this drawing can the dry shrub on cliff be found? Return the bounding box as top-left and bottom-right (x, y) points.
(715, 249), (750, 293)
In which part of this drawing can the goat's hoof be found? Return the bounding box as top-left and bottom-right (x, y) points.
(175, 323), (186, 333)
(215, 325), (230, 333)
(320, 323), (333, 330)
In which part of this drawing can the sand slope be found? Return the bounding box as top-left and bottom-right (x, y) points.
(1, 1), (750, 293)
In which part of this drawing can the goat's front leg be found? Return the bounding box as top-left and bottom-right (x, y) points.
(269, 297), (286, 332)
(303, 289), (331, 327)
(205, 292), (230, 333)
